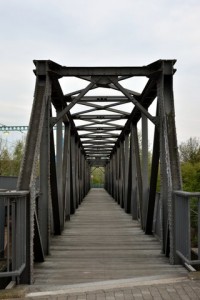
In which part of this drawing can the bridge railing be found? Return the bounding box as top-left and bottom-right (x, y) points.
(0, 191), (29, 284)
(174, 191), (200, 266)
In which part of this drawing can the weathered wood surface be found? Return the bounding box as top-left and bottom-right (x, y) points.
(33, 189), (187, 286)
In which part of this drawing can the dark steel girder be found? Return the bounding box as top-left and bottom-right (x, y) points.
(86, 152), (111, 155)
(82, 140), (115, 143)
(83, 142), (114, 145)
(81, 138), (116, 142)
(51, 66), (154, 77)
(73, 115), (128, 120)
(77, 126), (123, 131)
(34, 59), (176, 78)
(80, 134), (119, 138)
(85, 148), (112, 151)
(66, 96), (133, 102)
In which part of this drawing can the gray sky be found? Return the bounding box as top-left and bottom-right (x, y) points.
(0, 0), (200, 145)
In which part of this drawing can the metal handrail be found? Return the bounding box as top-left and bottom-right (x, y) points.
(0, 191), (29, 283)
(174, 190), (200, 266)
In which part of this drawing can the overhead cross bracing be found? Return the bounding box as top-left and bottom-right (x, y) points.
(41, 59), (172, 167)
(7, 59), (182, 285)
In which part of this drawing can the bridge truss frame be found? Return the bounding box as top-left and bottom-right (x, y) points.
(15, 59), (181, 283)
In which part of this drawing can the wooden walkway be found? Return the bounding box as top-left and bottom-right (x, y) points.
(33, 189), (187, 287)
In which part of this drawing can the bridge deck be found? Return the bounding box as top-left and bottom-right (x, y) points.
(33, 189), (187, 287)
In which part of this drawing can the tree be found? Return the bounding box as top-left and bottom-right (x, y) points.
(179, 137), (200, 164)
(179, 137), (200, 192)
(0, 138), (25, 176)
(91, 167), (105, 187)
(0, 148), (11, 176)
(181, 162), (200, 192)
(12, 140), (24, 176)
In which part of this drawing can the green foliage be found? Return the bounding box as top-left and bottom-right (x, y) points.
(179, 137), (200, 164)
(12, 140), (24, 176)
(0, 138), (24, 176)
(179, 137), (200, 192)
(0, 148), (12, 175)
(181, 162), (200, 192)
(91, 167), (105, 187)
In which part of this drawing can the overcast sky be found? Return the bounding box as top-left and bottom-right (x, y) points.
(0, 0), (200, 145)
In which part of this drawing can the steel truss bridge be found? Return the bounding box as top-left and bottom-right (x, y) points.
(1, 59), (200, 287)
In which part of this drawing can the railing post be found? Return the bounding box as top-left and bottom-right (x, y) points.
(0, 198), (5, 257)
(21, 192), (31, 284)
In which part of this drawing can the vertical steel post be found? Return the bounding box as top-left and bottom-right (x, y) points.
(116, 146), (120, 204)
(142, 113), (149, 230)
(0, 200), (5, 257)
(83, 158), (86, 196)
(108, 162), (111, 194)
(106, 162), (110, 193)
(110, 157), (113, 196)
(63, 122), (71, 221)
(79, 151), (83, 202)
(113, 151), (116, 201)
(119, 140), (124, 208)
(39, 96), (50, 255)
(56, 109), (64, 230)
(124, 134), (130, 213)
(70, 134), (76, 214)
(133, 125), (143, 225)
(17, 61), (49, 283)
(75, 143), (79, 207)
(130, 123), (138, 220)
(50, 124), (61, 234)
(84, 160), (87, 195)
(157, 62), (182, 263)
(145, 104), (160, 234)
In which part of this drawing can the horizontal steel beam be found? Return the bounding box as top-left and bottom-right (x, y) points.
(86, 153), (111, 155)
(84, 145), (113, 148)
(34, 59), (176, 77)
(66, 96), (133, 102)
(87, 158), (109, 161)
(81, 138), (117, 142)
(52, 66), (154, 77)
(80, 134), (119, 138)
(77, 126), (123, 130)
(73, 115), (128, 120)
(85, 150), (112, 152)
(82, 141), (114, 144)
